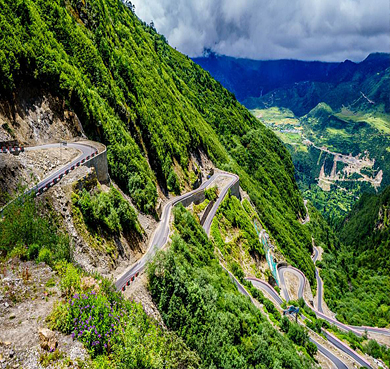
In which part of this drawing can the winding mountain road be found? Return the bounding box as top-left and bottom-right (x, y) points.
(115, 172), (239, 291)
(0, 141), (99, 213)
(3, 144), (384, 368)
(26, 143), (98, 194)
(312, 245), (390, 338)
(249, 242), (390, 368)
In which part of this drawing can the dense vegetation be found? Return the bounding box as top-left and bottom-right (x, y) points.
(50, 261), (200, 368)
(0, 0), (315, 283)
(308, 201), (390, 328)
(148, 205), (314, 368)
(211, 195), (265, 277)
(0, 195), (70, 266)
(73, 186), (142, 236)
(337, 184), (390, 274)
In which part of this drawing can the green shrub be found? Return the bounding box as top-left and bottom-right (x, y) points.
(74, 187), (141, 236)
(306, 341), (318, 357)
(287, 322), (309, 347)
(167, 171), (180, 194)
(204, 186), (218, 202)
(37, 247), (52, 264)
(280, 316), (290, 333)
(0, 196), (69, 265)
(59, 263), (81, 298)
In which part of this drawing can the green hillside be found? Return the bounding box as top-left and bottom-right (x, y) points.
(149, 205), (314, 368)
(0, 0), (315, 281)
(246, 55), (390, 116)
(338, 185), (390, 274)
(315, 186), (390, 327)
(253, 102), (390, 223)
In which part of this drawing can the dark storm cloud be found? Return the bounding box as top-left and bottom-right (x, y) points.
(131, 0), (390, 61)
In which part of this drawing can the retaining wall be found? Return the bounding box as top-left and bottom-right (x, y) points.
(179, 190), (205, 207)
(230, 179), (241, 200)
(83, 148), (110, 185)
(200, 200), (215, 226)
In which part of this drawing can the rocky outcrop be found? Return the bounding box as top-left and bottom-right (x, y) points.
(38, 328), (58, 352)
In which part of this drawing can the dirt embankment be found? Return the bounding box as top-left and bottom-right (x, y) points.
(0, 148), (80, 206)
(284, 271), (299, 301)
(0, 259), (89, 368)
(0, 88), (84, 146)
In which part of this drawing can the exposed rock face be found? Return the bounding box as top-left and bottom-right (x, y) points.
(0, 87), (85, 146)
(38, 328), (58, 351)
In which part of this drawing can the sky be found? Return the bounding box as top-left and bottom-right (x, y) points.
(130, 0), (390, 62)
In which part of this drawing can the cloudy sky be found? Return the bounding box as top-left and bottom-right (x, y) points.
(131, 0), (390, 62)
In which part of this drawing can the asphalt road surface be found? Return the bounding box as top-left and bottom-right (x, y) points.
(115, 172), (239, 291)
(25, 142), (98, 194)
(245, 277), (283, 305)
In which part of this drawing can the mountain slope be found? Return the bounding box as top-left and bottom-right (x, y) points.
(338, 185), (390, 274)
(245, 53), (390, 116)
(0, 0), (315, 282)
(316, 185), (390, 327)
(194, 52), (390, 117)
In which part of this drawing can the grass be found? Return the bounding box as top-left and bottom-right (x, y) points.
(71, 204), (117, 257)
(335, 111), (390, 135)
(326, 127), (351, 138)
(39, 350), (64, 367)
(251, 107), (300, 126)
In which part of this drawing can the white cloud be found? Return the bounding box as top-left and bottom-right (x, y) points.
(131, 0), (390, 61)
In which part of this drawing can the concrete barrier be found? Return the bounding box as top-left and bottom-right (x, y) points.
(179, 189), (205, 207)
(83, 147), (110, 185)
(200, 200), (215, 226)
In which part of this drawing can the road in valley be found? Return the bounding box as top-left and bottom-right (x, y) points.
(3, 143), (384, 368)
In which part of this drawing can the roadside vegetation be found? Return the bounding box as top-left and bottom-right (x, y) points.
(0, 195), (70, 266)
(72, 186), (142, 237)
(211, 195), (264, 277)
(298, 297), (390, 367)
(308, 201), (390, 328)
(49, 262), (200, 368)
(148, 204), (315, 368)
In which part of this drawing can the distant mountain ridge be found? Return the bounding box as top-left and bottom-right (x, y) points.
(193, 52), (339, 102)
(193, 52), (390, 116)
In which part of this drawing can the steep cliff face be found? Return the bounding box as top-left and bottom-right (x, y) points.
(0, 0), (314, 281)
